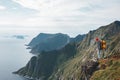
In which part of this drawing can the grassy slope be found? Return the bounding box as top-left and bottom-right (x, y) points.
(90, 55), (120, 80)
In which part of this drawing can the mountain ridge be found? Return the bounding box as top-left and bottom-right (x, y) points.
(14, 20), (120, 80)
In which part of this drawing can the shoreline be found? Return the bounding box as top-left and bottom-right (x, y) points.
(13, 73), (42, 80)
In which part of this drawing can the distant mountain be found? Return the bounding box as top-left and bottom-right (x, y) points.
(28, 33), (55, 47)
(12, 35), (28, 39)
(28, 33), (85, 54)
(70, 34), (86, 43)
(4, 35), (28, 39)
(14, 21), (120, 80)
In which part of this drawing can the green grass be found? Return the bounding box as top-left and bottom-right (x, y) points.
(90, 59), (120, 80)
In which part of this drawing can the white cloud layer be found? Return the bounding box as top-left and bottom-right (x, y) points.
(0, 5), (6, 10)
(0, 0), (120, 36)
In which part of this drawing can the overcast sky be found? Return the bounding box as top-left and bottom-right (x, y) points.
(0, 0), (120, 37)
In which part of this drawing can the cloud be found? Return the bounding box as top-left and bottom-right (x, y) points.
(12, 0), (44, 10)
(12, 0), (120, 21)
(0, 5), (6, 10)
(0, 0), (120, 36)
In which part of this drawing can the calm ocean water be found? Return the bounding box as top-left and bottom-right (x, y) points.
(0, 37), (32, 80)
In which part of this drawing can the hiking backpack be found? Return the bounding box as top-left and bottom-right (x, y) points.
(101, 40), (106, 49)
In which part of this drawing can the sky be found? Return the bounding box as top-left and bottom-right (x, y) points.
(0, 0), (120, 37)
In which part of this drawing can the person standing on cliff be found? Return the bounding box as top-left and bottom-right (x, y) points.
(95, 37), (107, 59)
(95, 37), (102, 59)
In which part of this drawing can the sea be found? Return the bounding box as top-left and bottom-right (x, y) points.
(0, 35), (33, 80)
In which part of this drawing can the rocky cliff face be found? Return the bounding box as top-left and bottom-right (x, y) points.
(14, 21), (120, 80)
(14, 43), (77, 80)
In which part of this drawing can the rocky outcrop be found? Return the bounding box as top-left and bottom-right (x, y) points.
(80, 60), (99, 80)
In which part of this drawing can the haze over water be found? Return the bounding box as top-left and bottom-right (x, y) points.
(0, 34), (32, 80)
